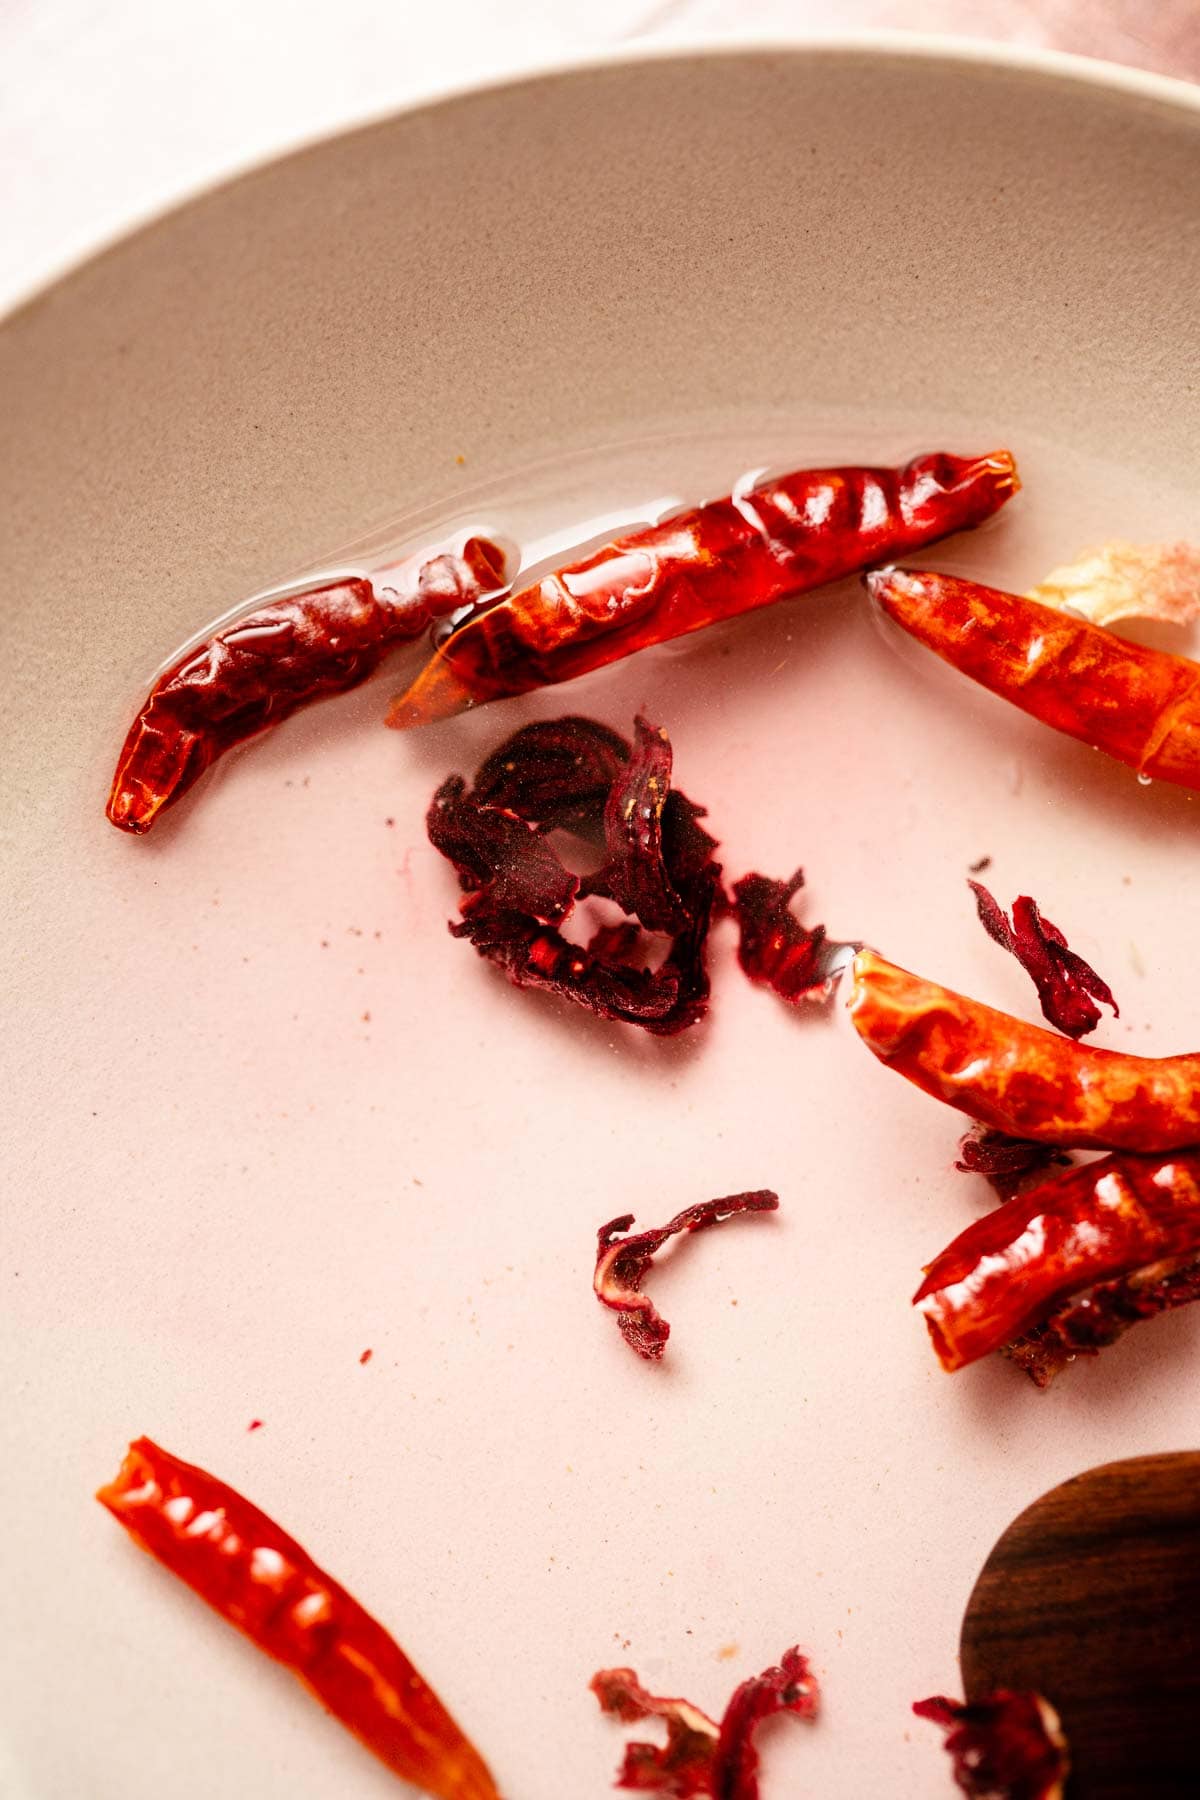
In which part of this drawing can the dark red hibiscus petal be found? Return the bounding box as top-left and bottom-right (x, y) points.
(428, 715), (723, 1035)
(969, 883), (1118, 1040)
(471, 715), (630, 832)
(914, 1691), (1069, 1799)
(662, 789), (721, 891)
(710, 1647), (819, 1800)
(426, 776), (578, 922)
(954, 1126), (1072, 1202)
(452, 910), (693, 1031)
(592, 1648), (819, 1798)
(590, 1667), (720, 1796)
(731, 869), (856, 1005)
(580, 716), (719, 934)
(1004, 1253), (1200, 1387)
(594, 1193), (779, 1360)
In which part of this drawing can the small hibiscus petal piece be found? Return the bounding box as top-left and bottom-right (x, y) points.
(1028, 540), (1200, 628)
(580, 717), (716, 934)
(426, 776), (577, 922)
(969, 882), (1118, 1039)
(590, 1667), (720, 1795)
(592, 1647), (819, 1798)
(594, 1193), (779, 1360)
(954, 1126), (1072, 1202)
(731, 868), (858, 1005)
(914, 1690), (1069, 1799)
(709, 1646), (819, 1799)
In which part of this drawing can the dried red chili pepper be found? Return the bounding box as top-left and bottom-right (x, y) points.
(107, 536), (507, 833)
(954, 1126), (1071, 1203)
(914, 1692), (1069, 1799)
(914, 1149), (1200, 1377)
(594, 1192), (779, 1360)
(389, 451), (1018, 727)
(97, 1439), (500, 1800)
(428, 715), (723, 1035)
(591, 1646), (818, 1797)
(848, 949), (1200, 1151)
(731, 868), (857, 1005)
(969, 882), (1118, 1040)
(867, 566), (1200, 793)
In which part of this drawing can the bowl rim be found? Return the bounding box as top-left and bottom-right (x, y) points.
(4, 28), (1199, 327)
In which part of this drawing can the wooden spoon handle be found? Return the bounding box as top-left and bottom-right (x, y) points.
(959, 1451), (1200, 1797)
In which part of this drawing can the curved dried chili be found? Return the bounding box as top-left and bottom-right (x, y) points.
(848, 949), (1200, 1151)
(868, 566), (1200, 793)
(108, 537), (507, 833)
(390, 452), (1018, 727)
(914, 1149), (1200, 1377)
(97, 1438), (499, 1799)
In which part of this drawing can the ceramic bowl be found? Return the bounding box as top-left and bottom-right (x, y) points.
(3, 40), (1199, 1799)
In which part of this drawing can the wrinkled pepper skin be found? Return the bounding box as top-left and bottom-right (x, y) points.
(389, 451), (1019, 727)
(97, 1439), (500, 1800)
(108, 538), (506, 833)
(847, 949), (1200, 1152)
(867, 567), (1200, 792)
(914, 1150), (1200, 1372)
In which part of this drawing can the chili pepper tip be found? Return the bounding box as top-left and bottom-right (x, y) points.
(385, 654), (481, 729)
(106, 778), (160, 834)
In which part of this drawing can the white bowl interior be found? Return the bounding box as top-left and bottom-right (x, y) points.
(3, 45), (1200, 1800)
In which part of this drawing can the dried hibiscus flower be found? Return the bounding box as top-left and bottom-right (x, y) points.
(427, 715), (722, 1035)
(1004, 1252), (1200, 1388)
(954, 1125), (1071, 1203)
(471, 714), (630, 831)
(969, 882), (1118, 1040)
(730, 869), (857, 1005)
(914, 1691), (1069, 1800)
(590, 1667), (721, 1795)
(594, 1193), (779, 1361)
(580, 718), (718, 934)
(592, 1645), (818, 1797)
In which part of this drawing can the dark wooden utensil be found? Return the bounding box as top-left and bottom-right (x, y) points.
(959, 1452), (1200, 1797)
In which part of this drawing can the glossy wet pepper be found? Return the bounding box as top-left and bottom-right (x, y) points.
(389, 450), (1018, 726)
(867, 566), (1200, 793)
(107, 537), (506, 833)
(847, 949), (1200, 1151)
(914, 1150), (1200, 1374)
(97, 1438), (500, 1800)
